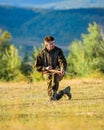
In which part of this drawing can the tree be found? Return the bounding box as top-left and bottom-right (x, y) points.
(0, 29), (21, 81)
(97, 40), (104, 72)
(67, 22), (104, 77)
(20, 52), (33, 82)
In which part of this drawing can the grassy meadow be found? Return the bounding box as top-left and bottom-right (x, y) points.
(0, 78), (104, 130)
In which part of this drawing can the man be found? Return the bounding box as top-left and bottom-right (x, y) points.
(35, 36), (72, 101)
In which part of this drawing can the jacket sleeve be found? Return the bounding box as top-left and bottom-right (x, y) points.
(35, 53), (46, 72)
(58, 49), (67, 71)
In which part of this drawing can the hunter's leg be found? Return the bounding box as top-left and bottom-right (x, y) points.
(46, 74), (53, 97)
(51, 74), (65, 100)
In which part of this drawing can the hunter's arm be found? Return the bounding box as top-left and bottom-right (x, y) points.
(35, 53), (46, 72)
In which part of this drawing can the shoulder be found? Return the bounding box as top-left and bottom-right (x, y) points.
(39, 48), (46, 54)
(55, 46), (62, 51)
(54, 46), (63, 53)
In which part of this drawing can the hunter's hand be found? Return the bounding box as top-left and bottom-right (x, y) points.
(45, 66), (53, 70)
(57, 70), (65, 76)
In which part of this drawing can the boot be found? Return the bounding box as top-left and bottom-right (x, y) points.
(50, 90), (64, 101)
(62, 86), (72, 100)
(50, 91), (57, 101)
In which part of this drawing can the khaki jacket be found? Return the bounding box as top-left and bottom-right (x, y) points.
(35, 46), (67, 72)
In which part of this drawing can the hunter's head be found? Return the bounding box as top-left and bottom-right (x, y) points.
(44, 36), (55, 51)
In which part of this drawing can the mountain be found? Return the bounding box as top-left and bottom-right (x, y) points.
(0, 5), (104, 55)
(34, 0), (104, 10)
(0, 0), (104, 9)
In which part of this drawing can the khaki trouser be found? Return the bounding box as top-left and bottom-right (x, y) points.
(44, 73), (63, 97)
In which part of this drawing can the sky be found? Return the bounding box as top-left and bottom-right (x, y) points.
(0, 0), (63, 5)
(0, 0), (104, 9)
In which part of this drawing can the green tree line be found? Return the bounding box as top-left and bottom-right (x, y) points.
(0, 22), (104, 82)
(67, 22), (104, 77)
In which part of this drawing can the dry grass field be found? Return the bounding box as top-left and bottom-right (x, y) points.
(0, 78), (104, 130)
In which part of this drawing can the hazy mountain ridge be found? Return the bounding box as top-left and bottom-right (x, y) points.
(0, 0), (104, 9)
(35, 0), (104, 9)
(0, 5), (104, 55)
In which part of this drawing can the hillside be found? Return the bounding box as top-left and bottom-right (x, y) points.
(0, 5), (104, 54)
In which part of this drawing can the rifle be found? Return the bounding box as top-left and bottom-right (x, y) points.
(43, 69), (73, 76)
(42, 69), (60, 74)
